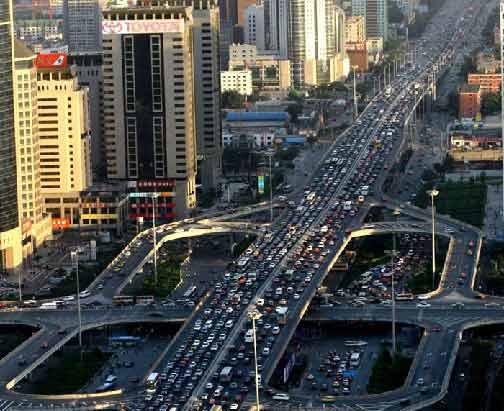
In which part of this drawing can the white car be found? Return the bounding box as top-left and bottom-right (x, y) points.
(416, 302), (431, 308)
(79, 290), (91, 298)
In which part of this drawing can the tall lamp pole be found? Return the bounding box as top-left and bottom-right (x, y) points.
(70, 250), (83, 356)
(265, 151), (274, 223)
(428, 189), (440, 290)
(352, 66), (359, 119)
(391, 210), (401, 355)
(249, 309), (262, 411)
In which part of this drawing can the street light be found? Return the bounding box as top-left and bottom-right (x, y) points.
(248, 308), (262, 411)
(264, 151), (275, 223)
(151, 193), (159, 286)
(391, 209), (401, 355)
(70, 249), (83, 356)
(427, 189), (440, 290)
(129, 192), (159, 285)
(352, 65), (359, 120)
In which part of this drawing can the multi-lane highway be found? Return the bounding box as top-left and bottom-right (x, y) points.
(0, 0), (499, 410)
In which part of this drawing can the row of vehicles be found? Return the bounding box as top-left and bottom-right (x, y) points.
(135, 8), (466, 410)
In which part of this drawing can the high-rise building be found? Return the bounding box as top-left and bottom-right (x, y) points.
(63, 0), (102, 53)
(244, 3), (265, 50)
(190, 1), (222, 191)
(102, 2), (201, 220)
(68, 53), (104, 180)
(352, 0), (388, 41)
(0, 0), (23, 273)
(263, 0), (288, 57)
(289, 0), (349, 87)
(13, 40), (53, 259)
(36, 53), (92, 199)
(345, 16), (366, 43)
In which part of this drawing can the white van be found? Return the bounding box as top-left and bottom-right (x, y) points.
(343, 201), (352, 211)
(272, 393), (290, 401)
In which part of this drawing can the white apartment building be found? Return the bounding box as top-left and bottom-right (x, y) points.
(221, 70), (253, 95)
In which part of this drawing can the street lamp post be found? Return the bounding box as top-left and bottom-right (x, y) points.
(70, 250), (83, 356)
(249, 309), (262, 411)
(428, 189), (440, 290)
(352, 66), (359, 119)
(391, 210), (400, 355)
(265, 151), (274, 223)
(151, 193), (159, 285)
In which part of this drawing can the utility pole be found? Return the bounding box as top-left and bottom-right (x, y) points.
(353, 66), (358, 119)
(249, 309), (262, 411)
(71, 250), (83, 359)
(428, 189), (439, 289)
(500, 2), (504, 221)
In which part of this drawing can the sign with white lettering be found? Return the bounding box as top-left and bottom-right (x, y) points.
(102, 19), (184, 35)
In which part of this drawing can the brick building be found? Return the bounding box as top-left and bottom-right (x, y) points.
(459, 84), (481, 119)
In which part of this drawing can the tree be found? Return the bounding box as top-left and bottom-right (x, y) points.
(388, 1), (404, 24)
(481, 92), (501, 115)
(286, 103), (303, 122)
(221, 90), (245, 109)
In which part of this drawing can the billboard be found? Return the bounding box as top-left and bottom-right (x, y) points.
(258, 175), (265, 194)
(102, 19), (184, 35)
(35, 53), (68, 69)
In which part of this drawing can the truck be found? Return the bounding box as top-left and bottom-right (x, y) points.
(385, 86), (392, 97)
(275, 306), (288, 324)
(350, 352), (361, 367)
(219, 366), (233, 383)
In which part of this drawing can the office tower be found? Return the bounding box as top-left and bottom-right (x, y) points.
(345, 16), (366, 43)
(289, 0), (349, 87)
(220, 0), (238, 25)
(13, 40), (53, 258)
(0, 0), (23, 272)
(68, 53), (104, 180)
(352, 0), (388, 41)
(264, 0), (288, 57)
(191, 1), (222, 191)
(63, 0), (102, 53)
(102, 2), (199, 219)
(36, 53), (92, 198)
(244, 3), (265, 50)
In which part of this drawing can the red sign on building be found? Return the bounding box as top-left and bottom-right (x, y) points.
(35, 53), (68, 69)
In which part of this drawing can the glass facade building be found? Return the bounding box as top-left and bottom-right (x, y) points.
(0, 0), (19, 232)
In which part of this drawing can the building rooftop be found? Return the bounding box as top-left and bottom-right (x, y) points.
(460, 84), (480, 93)
(14, 39), (35, 59)
(225, 111), (289, 122)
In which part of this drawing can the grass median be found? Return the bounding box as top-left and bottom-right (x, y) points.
(367, 347), (412, 394)
(415, 180), (486, 228)
(30, 348), (111, 395)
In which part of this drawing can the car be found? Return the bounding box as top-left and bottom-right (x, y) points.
(417, 302), (431, 308)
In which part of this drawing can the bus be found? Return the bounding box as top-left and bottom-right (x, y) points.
(40, 301), (65, 310)
(219, 366), (233, 383)
(146, 372), (159, 393)
(136, 295), (154, 306)
(396, 292), (414, 301)
(112, 296), (134, 306)
(109, 336), (141, 347)
(183, 286), (197, 298)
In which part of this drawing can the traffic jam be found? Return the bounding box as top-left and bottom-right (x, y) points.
(135, 13), (464, 411)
